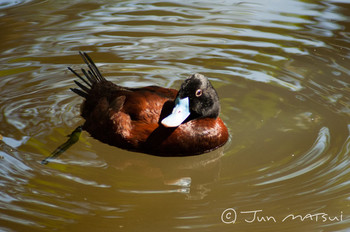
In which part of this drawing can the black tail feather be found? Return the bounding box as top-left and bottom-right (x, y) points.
(70, 88), (88, 98)
(79, 51), (105, 82)
(79, 52), (105, 81)
(68, 67), (92, 87)
(74, 80), (90, 93)
(68, 51), (106, 98)
(81, 68), (95, 85)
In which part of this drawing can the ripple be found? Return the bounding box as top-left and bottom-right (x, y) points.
(0, 140), (33, 178)
(2, 91), (81, 137)
(58, 173), (111, 188)
(0, 0), (32, 10)
(255, 127), (331, 186)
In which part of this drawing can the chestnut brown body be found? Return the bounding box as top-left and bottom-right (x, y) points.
(70, 52), (229, 156)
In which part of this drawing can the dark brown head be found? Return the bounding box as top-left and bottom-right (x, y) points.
(162, 73), (221, 127)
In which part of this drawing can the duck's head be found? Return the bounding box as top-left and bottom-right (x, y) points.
(161, 73), (220, 127)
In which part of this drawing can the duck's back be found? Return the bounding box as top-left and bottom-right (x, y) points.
(80, 80), (178, 150)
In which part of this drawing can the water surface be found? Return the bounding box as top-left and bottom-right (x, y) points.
(1, 0), (350, 231)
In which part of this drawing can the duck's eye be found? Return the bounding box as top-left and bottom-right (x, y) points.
(195, 89), (202, 97)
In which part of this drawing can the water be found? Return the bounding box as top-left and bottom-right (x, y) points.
(1, 0), (350, 231)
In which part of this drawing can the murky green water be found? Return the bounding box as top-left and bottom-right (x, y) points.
(1, 0), (350, 231)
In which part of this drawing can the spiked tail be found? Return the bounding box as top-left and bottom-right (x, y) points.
(69, 52), (106, 98)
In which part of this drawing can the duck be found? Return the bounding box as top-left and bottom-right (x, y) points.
(69, 52), (228, 156)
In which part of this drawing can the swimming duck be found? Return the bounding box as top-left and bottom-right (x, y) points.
(69, 52), (228, 156)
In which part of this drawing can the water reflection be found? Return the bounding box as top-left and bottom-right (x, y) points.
(0, 0), (32, 10)
(1, 0), (350, 231)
